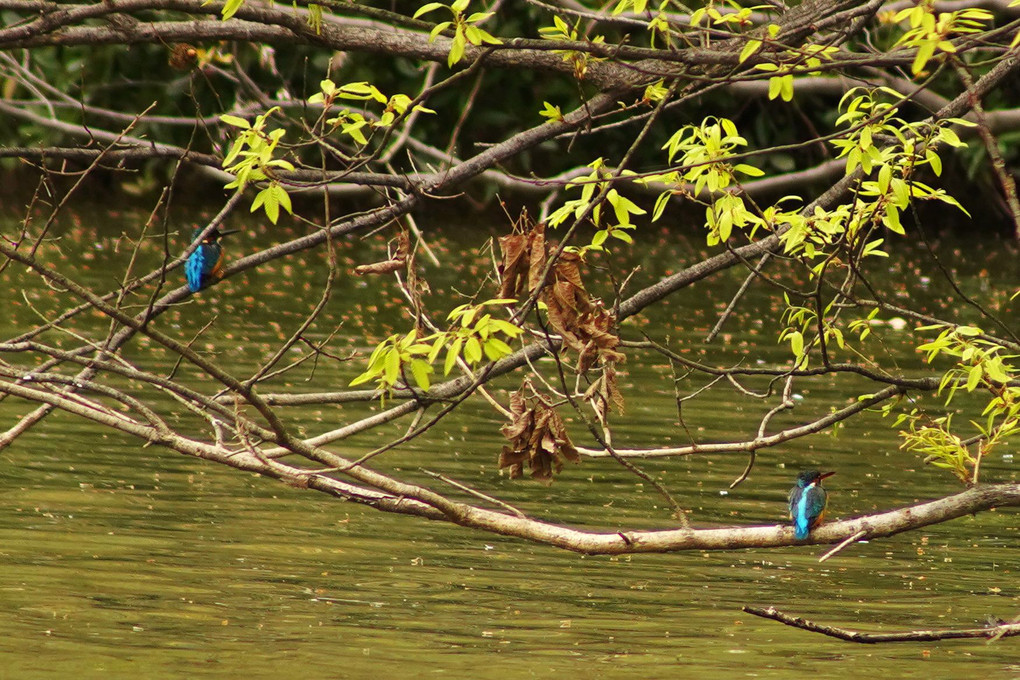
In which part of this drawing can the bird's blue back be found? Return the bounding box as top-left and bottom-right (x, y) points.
(789, 482), (827, 540)
(186, 237), (223, 292)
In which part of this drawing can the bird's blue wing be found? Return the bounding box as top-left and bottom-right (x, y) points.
(186, 248), (206, 292)
(186, 244), (221, 292)
(791, 485), (826, 539)
(808, 487), (828, 528)
(793, 511), (812, 540)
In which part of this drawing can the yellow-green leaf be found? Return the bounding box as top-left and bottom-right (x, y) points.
(739, 39), (762, 64)
(414, 2), (445, 19)
(410, 359), (432, 390)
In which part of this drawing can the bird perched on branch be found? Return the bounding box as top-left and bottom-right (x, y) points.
(788, 470), (835, 540)
(186, 227), (239, 292)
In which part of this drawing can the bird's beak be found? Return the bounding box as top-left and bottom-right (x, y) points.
(819, 471), (836, 480)
(218, 229), (241, 236)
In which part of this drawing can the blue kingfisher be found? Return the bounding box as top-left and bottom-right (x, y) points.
(788, 470), (835, 540)
(186, 227), (239, 292)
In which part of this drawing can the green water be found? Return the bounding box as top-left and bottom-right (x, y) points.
(1, 209), (1017, 678)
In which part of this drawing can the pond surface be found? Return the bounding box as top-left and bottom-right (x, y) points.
(0, 206), (1017, 678)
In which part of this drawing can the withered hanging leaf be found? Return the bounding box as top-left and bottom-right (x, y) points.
(579, 301), (626, 369)
(545, 408), (579, 463)
(392, 228), (410, 262)
(497, 211), (626, 391)
(498, 379), (579, 484)
(554, 251), (586, 291)
(353, 229), (410, 276)
(500, 408), (533, 441)
(552, 279), (583, 315)
(354, 259), (405, 275)
(497, 233), (529, 299)
(527, 222), (548, 293)
(507, 385), (527, 417)
(583, 360), (626, 422)
(604, 361), (626, 413)
(499, 445), (528, 477)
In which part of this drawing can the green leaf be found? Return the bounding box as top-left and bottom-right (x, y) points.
(444, 338), (463, 375)
(275, 185), (293, 217)
(449, 29), (466, 66)
(652, 192), (671, 222)
(912, 40), (936, 76)
(414, 2), (445, 19)
(383, 348), (401, 385)
(884, 205), (904, 235)
(349, 370), (376, 387)
(261, 197), (280, 225)
(608, 191), (645, 225)
(878, 162), (892, 193)
(734, 164), (764, 177)
(768, 76), (783, 101)
(788, 330), (804, 357)
(484, 337), (512, 360)
(307, 3), (323, 34)
(491, 319), (522, 336)
(250, 186), (271, 221)
(862, 239), (888, 258)
(965, 364), (982, 391)
(983, 359), (1012, 383)
(539, 101), (563, 122)
(739, 39), (762, 64)
(464, 336), (483, 364)
(341, 118), (368, 145)
(429, 21), (452, 43)
(401, 327), (418, 348)
(938, 127), (964, 148)
(828, 327), (845, 349)
(221, 0), (244, 20)
(428, 335), (446, 363)
(220, 114), (251, 129)
(469, 26), (502, 45)
(410, 360), (432, 390)
(780, 74), (794, 102)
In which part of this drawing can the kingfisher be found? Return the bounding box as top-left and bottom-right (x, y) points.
(186, 227), (239, 292)
(788, 470), (835, 540)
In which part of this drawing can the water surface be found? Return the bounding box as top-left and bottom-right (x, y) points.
(1, 208), (1017, 678)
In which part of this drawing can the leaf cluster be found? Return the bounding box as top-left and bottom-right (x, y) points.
(349, 300), (522, 397)
(499, 378), (580, 484)
(547, 158), (645, 249)
(895, 324), (1020, 483)
(498, 221), (625, 374)
(415, 0), (503, 68)
(220, 107), (295, 224)
(891, 2), (993, 76)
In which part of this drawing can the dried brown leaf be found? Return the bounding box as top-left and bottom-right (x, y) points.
(498, 233), (528, 299)
(527, 222), (548, 293)
(354, 259), (405, 276)
(498, 380), (580, 483)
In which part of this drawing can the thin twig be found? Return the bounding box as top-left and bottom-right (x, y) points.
(743, 606), (1020, 643)
(421, 468), (527, 518)
(817, 529), (867, 562)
